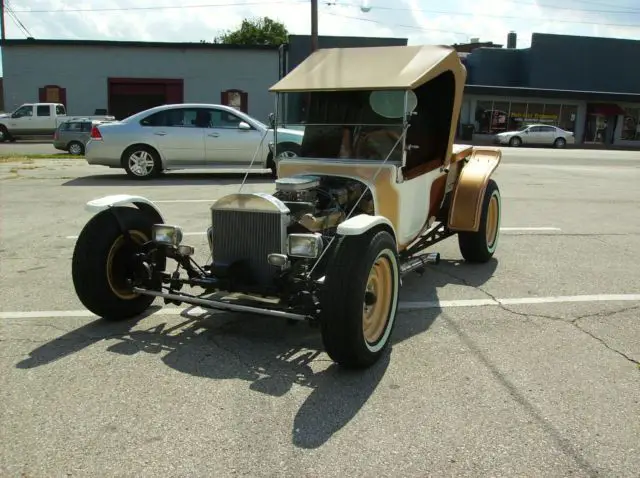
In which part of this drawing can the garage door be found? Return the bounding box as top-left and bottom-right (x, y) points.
(108, 78), (184, 120)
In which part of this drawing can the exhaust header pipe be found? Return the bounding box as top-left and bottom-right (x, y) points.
(400, 252), (440, 276)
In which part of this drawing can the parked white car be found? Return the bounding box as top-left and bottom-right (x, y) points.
(85, 103), (304, 179)
(493, 124), (575, 148)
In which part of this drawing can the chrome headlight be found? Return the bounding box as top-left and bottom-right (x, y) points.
(287, 233), (323, 258)
(152, 224), (183, 246)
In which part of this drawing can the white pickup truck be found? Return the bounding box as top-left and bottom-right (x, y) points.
(0, 102), (115, 142)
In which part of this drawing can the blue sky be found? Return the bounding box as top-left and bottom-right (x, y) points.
(2, 0), (640, 76)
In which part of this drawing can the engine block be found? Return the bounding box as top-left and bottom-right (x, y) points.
(274, 176), (320, 204)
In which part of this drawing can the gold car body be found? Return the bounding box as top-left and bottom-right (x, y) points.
(269, 44), (502, 251)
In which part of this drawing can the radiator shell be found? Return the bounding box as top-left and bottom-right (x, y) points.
(210, 193), (290, 287)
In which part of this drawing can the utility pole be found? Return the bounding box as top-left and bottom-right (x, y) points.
(1, 0), (5, 41)
(311, 0), (318, 52)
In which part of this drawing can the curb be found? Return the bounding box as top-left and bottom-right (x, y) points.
(455, 138), (640, 152)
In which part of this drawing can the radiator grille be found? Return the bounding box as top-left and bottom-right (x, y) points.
(211, 209), (284, 286)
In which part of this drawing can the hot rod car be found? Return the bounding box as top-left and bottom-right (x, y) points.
(71, 44), (502, 369)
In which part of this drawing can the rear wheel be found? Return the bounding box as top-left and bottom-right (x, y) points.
(122, 145), (162, 179)
(0, 125), (11, 143)
(320, 229), (400, 369)
(72, 207), (156, 320)
(68, 141), (84, 155)
(457, 179), (501, 263)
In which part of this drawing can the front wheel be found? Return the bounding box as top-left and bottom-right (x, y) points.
(509, 136), (522, 147)
(319, 229), (400, 369)
(72, 206), (157, 320)
(457, 179), (501, 263)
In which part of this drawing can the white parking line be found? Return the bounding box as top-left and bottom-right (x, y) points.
(399, 294), (640, 310)
(2, 293), (639, 320)
(64, 227), (561, 240)
(500, 227), (561, 231)
(153, 199), (218, 203)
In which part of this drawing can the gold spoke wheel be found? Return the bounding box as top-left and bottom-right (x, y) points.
(362, 255), (393, 344)
(485, 194), (499, 247)
(106, 230), (148, 300)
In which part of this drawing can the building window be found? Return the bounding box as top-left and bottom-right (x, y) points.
(507, 102), (528, 130)
(38, 85), (67, 108)
(475, 101), (495, 133)
(559, 105), (577, 132)
(524, 103), (544, 123)
(491, 101), (510, 133)
(472, 100), (578, 134)
(621, 108), (640, 141)
(221, 89), (248, 113)
(542, 104), (561, 125)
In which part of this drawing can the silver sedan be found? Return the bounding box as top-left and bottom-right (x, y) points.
(84, 103), (304, 179)
(493, 124), (576, 148)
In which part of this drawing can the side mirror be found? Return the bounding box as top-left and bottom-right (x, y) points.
(238, 121), (251, 131)
(268, 113), (275, 128)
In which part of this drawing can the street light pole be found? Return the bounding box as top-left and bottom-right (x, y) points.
(311, 0), (318, 52)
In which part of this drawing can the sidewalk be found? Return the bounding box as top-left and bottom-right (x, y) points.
(457, 135), (640, 151)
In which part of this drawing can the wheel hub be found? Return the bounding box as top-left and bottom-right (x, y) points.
(129, 151), (154, 176)
(106, 230), (148, 299)
(277, 150), (297, 159)
(364, 290), (377, 306)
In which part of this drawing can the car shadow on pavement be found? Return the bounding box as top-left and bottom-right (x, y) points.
(14, 258), (498, 450)
(14, 305), (165, 370)
(61, 172), (275, 187)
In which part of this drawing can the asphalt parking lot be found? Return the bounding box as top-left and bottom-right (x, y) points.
(1, 148), (639, 477)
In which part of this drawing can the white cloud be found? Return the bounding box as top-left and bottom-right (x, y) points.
(402, 0), (640, 48)
(4, 0), (640, 47)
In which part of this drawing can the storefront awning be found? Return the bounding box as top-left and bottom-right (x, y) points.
(587, 103), (626, 116)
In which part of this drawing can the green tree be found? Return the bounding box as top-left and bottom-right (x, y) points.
(210, 16), (289, 45)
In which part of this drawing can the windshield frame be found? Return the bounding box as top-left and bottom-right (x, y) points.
(272, 89), (415, 165)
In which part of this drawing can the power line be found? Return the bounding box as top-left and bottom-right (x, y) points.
(328, 2), (640, 29)
(334, 0), (640, 15)
(560, 0), (640, 10)
(16, 0), (640, 16)
(13, 0), (307, 14)
(321, 10), (469, 38)
(13, 0), (640, 29)
(5, 0), (32, 37)
(536, 0), (640, 13)
(388, 0), (640, 14)
(365, 0), (640, 14)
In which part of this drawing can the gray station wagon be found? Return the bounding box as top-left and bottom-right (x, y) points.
(53, 118), (112, 155)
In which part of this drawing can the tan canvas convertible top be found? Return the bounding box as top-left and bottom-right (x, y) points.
(269, 44), (466, 92)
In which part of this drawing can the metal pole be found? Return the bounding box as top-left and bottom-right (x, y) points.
(1, 0), (5, 41)
(311, 0), (318, 52)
